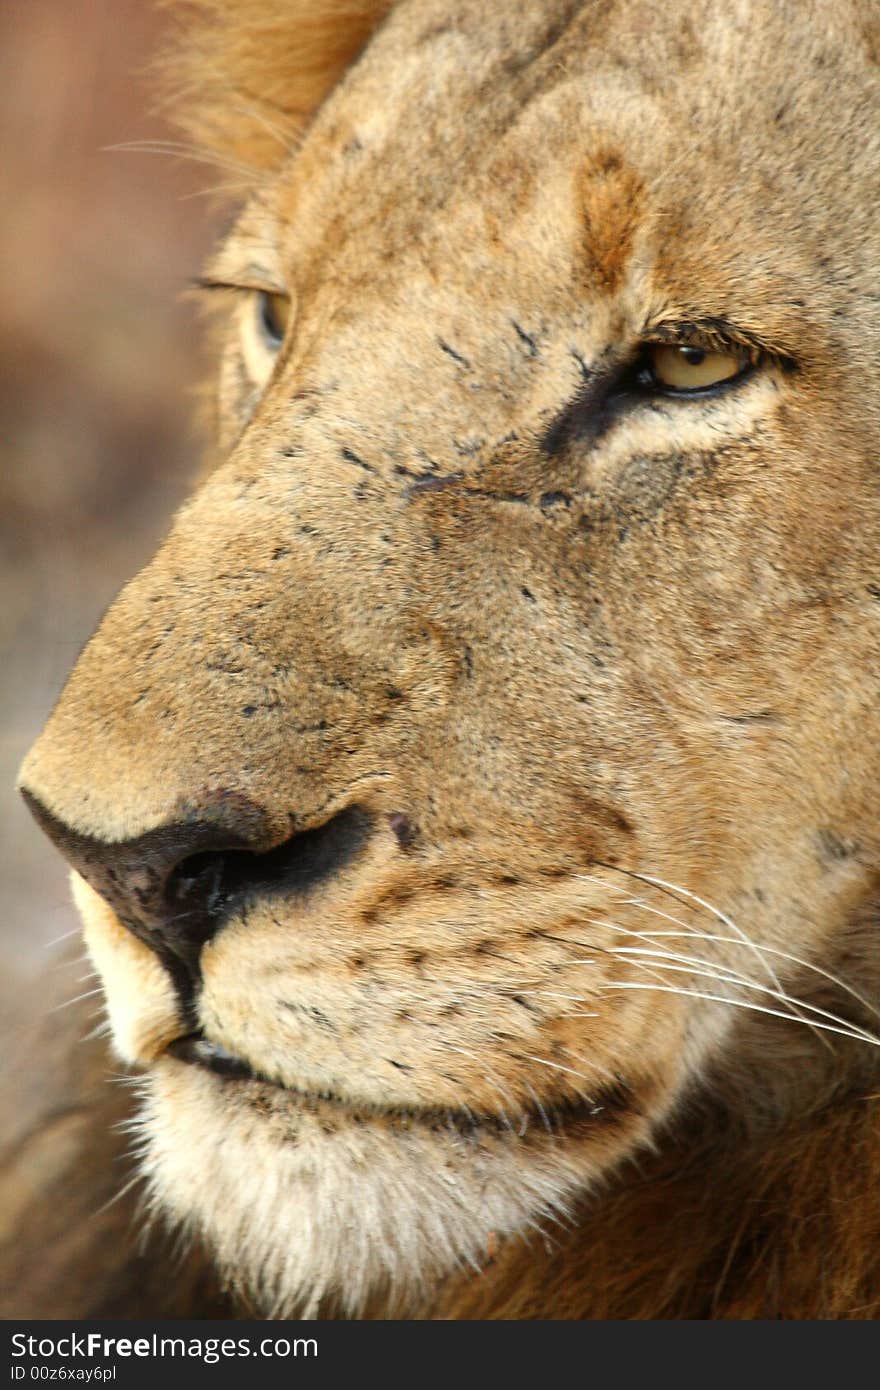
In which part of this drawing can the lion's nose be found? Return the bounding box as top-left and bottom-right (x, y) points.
(20, 787), (371, 992)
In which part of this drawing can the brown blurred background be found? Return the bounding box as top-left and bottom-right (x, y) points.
(1, 1), (219, 1033)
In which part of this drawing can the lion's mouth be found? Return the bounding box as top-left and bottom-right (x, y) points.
(165, 1029), (636, 1136)
(166, 1031), (258, 1081)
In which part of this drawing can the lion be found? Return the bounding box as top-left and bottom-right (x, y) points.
(11, 0), (880, 1319)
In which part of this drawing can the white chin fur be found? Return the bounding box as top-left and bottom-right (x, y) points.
(139, 1061), (635, 1317)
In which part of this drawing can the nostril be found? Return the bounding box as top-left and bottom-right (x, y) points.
(167, 852), (228, 929)
(167, 805), (373, 931)
(20, 786), (373, 992)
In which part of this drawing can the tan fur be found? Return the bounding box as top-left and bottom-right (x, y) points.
(16, 0), (880, 1318)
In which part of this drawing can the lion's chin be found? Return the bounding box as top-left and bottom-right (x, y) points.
(139, 1057), (654, 1318)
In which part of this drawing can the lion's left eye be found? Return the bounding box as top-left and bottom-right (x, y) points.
(258, 290), (291, 348)
(240, 289), (292, 388)
(642, 343), (752, 393)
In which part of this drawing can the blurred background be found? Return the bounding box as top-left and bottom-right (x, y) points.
(1, 0), (220, 1034)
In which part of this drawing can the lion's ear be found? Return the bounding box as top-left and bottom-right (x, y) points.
(160, 0), (393, 179)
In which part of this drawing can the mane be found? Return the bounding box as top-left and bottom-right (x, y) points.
(160, 0), (394, 178)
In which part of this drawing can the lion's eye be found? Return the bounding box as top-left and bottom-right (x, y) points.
(644, 342), (751, 393)
(239, 289), (292, 388)
(258, 290), (291, 347)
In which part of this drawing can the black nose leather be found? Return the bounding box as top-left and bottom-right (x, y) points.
(20, 787), (371, 997)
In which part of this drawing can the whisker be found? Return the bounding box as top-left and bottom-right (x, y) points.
(550, 1046), (625, 1088)
(514, 989), (599, 1008)
(603, 981), (880, 1046)
(443, 1044), (521, 1121)
(224, 100), (295, 152)
(519, 1054), (598, 1100)
(43, 927), (81, 950)
(81, 1020), (112, 1044)
(522, 1081), (556, 1135)
(589, 866), (785, 988)
(104, 139), (260, 181)
(50, 950), (93, 973)
(587, 866), (828, 1048)
(611, 949), (880, 1045)
(620, 902), (880, 1022)
(49, 986), (104, 1014)
(91, 1169), (145, 1220)
(180, 179), (264, 202)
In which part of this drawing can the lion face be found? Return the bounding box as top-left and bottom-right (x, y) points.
(19, 0), (880, 1315)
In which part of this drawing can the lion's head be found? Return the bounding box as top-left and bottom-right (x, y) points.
(19, 0), (880, 1317)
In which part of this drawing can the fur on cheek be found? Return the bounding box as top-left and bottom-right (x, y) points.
(139, 1062), (653, 1317)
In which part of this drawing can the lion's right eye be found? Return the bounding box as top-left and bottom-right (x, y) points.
(240, 289), (293, 388)
(641, 342), (754, 394)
